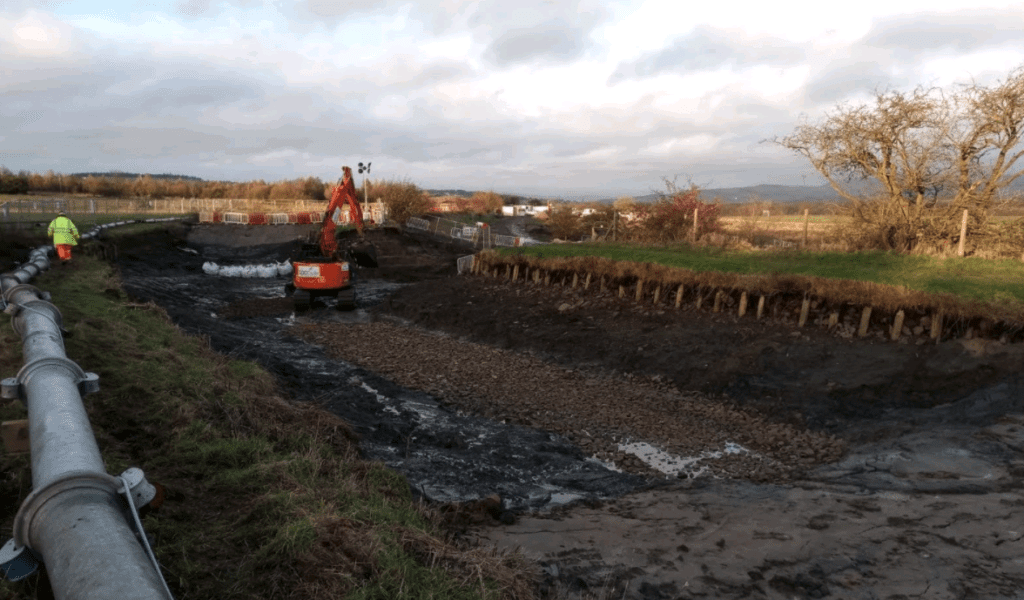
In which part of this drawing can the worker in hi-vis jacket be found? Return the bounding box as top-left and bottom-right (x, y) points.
(47, 210), (80, 266)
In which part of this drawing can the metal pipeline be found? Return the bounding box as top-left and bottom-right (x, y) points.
(1, 219), (179, 599)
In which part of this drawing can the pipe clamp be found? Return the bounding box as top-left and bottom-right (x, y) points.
(0, 538), (40, 582)
(7, 358), (99, 403)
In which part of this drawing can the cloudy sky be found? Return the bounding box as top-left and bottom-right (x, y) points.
(2, 1), (1023, 199)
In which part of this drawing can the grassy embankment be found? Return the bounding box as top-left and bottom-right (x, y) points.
(491, 242), (1024, 322)
(0, 238), (533, 600)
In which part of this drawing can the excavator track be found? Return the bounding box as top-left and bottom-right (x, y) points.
(293, 290), (311, 313)
(336, 288), (356, 311)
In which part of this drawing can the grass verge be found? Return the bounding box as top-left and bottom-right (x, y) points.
(0, 254), (535, 599)
(494, 242), (1024, 319)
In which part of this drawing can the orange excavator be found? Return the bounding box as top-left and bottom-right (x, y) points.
(285, 166), (378, 311)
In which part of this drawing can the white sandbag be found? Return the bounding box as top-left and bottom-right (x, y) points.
(277, 260), (293, 277)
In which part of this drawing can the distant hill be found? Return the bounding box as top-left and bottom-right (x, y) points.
(599, 176), (1024, 205)
(424, 189), (475, 198)
(591, 184), (847, 205)
(70, 172), (204, 181)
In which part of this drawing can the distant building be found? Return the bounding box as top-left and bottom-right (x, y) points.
(501, 204), (550, 216)
(430, 197), (460, 212)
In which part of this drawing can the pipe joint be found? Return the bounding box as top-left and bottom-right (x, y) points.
(12, 471), (122, 549)
(2, 283), (51, 308)
(1, 358), (99, 404)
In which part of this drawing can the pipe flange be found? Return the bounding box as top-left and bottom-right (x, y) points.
(1, 283), (41, 308)
(7, 300), (64, 338)
(13, 471), (122, 549)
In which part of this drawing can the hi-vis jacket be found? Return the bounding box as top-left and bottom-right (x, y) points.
(47, 216), (80, 246)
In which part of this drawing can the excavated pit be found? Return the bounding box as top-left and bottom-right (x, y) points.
(91, 220), (1024, 599)
(110, 223), (649, 513)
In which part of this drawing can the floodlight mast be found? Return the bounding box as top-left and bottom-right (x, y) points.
(358, 162), (371, 220)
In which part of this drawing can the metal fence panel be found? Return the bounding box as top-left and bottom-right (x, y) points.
(222, 212), (249, 225)
(406, 217), (430, 231)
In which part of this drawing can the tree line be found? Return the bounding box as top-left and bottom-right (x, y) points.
(0, 168), (331, 201)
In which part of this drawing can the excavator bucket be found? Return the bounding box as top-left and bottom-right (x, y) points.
(346, 240), (378, 268)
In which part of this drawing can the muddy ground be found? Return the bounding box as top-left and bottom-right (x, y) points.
(11, 220), (1024, 599)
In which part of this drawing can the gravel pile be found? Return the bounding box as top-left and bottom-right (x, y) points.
(295, 321), (846, 482)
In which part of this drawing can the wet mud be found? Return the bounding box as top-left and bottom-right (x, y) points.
(380, 271), (1024, 599)
(88, 221), (1024, 599)
(112, 223), (648, 513)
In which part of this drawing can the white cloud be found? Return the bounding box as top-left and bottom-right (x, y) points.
(1, 1), (1024, 196)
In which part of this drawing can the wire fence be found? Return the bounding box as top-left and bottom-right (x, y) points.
(405, 215), (532, 250)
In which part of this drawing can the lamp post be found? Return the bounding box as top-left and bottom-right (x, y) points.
(358, 162), (371, 224)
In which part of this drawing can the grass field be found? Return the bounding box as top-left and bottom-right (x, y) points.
(498, 242), (1024, 307)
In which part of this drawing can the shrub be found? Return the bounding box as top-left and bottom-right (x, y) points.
(630, 188), (721, 243)
(547, 203), (584, 240)
(375, 179), (431, 227)
(471, 191), (503, 214)
(0, 167), (30, 194)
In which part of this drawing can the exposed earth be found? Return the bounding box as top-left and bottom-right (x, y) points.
(9, 218), (1024, 599)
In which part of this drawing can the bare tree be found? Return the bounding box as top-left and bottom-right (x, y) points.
(770, 66), (1024, 250)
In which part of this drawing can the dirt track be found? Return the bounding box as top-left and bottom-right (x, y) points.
(41, 221), (1024, 599)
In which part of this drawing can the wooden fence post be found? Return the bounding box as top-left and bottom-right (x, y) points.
(957, 209), (968, 257)
(512, 265), (519, 281)
(675, 285), (685, 309)
(635, 280), (644, 302)
(738, 292), (748, 317)
(692, 208), (699, 242)
(802, 209), (809, 248)
(798, 297), (811, 327)
(931, 311), (943, 341)
(618, 285), (626, 298)
(858, 306), (872, 337)
(584, 273), (592, 290)
(756, 296), (766, 319)
(652, 285), (660, 305)
(891, 309), (905, 341)
(713, 290), (723, 313)
(572, 273), (579, 289)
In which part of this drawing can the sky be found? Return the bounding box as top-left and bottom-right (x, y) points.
(2, 1), (1024, 200)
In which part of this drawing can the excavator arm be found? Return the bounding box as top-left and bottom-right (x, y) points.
(319, 176), (377, 267)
